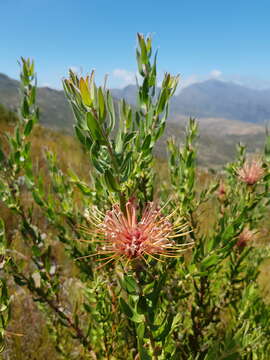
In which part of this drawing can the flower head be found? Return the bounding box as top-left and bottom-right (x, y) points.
(217, 181), (226, 201)
(237, 160), (264, 185)
(236, 227), (257, 248)
(83, 198), (191, 266)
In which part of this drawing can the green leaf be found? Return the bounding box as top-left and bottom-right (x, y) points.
(29, 86), (36, 105)
(13, 275), (27, 286)
(90, 141), (101, 158)
(32, 245), (42, 257)
(136, 323), (145, 341)
(142, 134), (152, 152)
(0, 218), (6, 252)
(22, 98), (29, 117)
(137, 296), (148, 314)
(123, 132), (137, 148)
(86, 112), (103, 141)
(157, 88), (168, 114)
(98, 87), (106, 121)
(106, 90), (115, 131)
(76, 182), (92, 195)
(130, 312), (144, 323)
(79, 78), (92, 106)
(122, 275), (138, 294)
(154, 122), (165, 141)
(137, 33), (148, 64)
(154, 314), (174, 342)
(0, 146), (4, 163)
(16, 126), (21, 146)
(14, 150), (21, 164)
(222, 224), (235, 242)
(24, 119), (33, 136)
(147, 274), (166, 309)
(92, 157), (106, 174)
(122, 158), (133, 181)
(115, 133), (123, 154)
(120, 152), (133, 172)
(32, 191), (44, 206)
(119, 297), (133, 318)
(104, 170), (119, 192)
(138, 345), (151, 360)
(74, 126), (86, 145)
(83, 303), (92, 313)
(136, 49), (143, 76)
(200, 254), (219, 271)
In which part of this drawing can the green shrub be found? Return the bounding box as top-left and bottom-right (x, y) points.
(0, 35), (270, 359)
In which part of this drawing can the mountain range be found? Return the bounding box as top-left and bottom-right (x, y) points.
(0, 72), (268, 166)
(0, 73), (74, 130)
(111, 80), (270, 124)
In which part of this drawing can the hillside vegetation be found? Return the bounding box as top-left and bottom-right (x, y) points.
(1, 38), (270, 359)
(1, 101), (270, 359)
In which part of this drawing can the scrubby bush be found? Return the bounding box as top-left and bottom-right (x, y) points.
(0, 34), (270, 359)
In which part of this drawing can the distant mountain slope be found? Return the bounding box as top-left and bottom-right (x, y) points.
(112, 80), (270, 124)
(171, 80), (270, 123)
(164, 116), (265, 167)
(2, 73), (270, 129)
(0, 73), (267, 166)
(111, 85), (138, 107)
(0, 73), (74, 130)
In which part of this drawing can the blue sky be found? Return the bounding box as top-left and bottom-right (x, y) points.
(1, 0), (270, 90)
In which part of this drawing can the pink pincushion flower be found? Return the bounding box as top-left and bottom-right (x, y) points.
(83, 199), (191, 266)
(236, 227), (257, 248)
(237, 160), (264, 185)
(217, 181), (226, 201)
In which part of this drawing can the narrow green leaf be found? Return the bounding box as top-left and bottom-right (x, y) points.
(120, 152), (133, 171)
(0, 146), (4, 163)
(142, 134), (152, 152)
(86, 112), (103, 141)
(24, 119), (33, 136)
(137, 296), (148, 314)
(32, 191), (44, 206)
(139, 345), (151, 360)
(136, 323), (145, 341)
(92, 157), (106, 174)
(200, 254), (219, 271)
(0, 219), (6, 253)
(32, 245), (42, 257)
(154, 314), (174, 342)
(154, 122), (166, 141)
(106, 90), (115, 131)
(74, 126), (86, 145)
(104, 170), (119, 192)
(157, 89), (168, 114)
(119, 297), (133, 318)
(76, 182), (92, 195)
(79, 78), (92, 106)
(98, 87), (106, 121)
(22, 98), (29, 117)
(122, 275), (138, 294)
(137, 33), (147, 64)
(130, 312), (144, 323)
